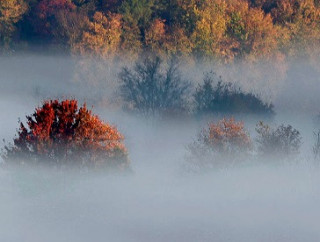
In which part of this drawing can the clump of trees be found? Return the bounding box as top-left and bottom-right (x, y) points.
(119, 56), (190, 116)
(187, 118), (252, 170)
(194, 72), (274, 115)
(187, 118), (303, 171)
(2, 99), (129, 170)
(118, 57), (274, 117)
(1, 0), (320, 61)
(255, 121), (302, 159)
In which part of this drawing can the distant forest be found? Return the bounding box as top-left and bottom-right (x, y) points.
(1, 0), (320, 61)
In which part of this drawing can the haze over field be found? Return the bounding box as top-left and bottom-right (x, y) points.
(0, 54), (320, 241)
(2, 0), (320, 241)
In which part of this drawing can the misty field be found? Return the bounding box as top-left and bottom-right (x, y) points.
(2, 0), (320, 240)
(1, 55), (320, 242)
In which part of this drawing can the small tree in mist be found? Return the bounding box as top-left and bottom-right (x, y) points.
(2, 99), (129, 170)
(255, 121), (301, 159)
(186, 118), (252, 171)
(313, 130), (320, 161)
(119, 56), (190, 116)
(194, 72), (274, 115)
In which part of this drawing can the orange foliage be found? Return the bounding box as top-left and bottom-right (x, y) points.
(3, 99), (128, 169)
(205, 118), (251, 152)
(145, 18), (166, 54)
(145, 19), (193, 57)
(226, 0), (281, 60)
(187, 117), (251, 170)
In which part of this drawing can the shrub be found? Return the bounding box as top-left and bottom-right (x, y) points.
(2, 99), (129, 170)
(194, 72), (274, 115)
(187, 118), (251, 170)
(119, 55), (191, 116)
(313, 130), (320, 160)
(255, 121), (301, 158)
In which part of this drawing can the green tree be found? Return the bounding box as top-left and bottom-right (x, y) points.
(120, 0), (155, 40)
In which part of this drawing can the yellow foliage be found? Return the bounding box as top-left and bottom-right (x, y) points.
(191, 0), (228, 59)
(73, 11), (122, 60)
(0, 0), (28, 45)
(226, 0), (281, 61)
(191, 0), (281, 61)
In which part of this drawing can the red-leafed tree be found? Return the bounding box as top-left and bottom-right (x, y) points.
(2, 99), (129, 170)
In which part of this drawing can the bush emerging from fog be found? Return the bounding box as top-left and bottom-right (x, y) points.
(194, 72), (274, 116)
(313, 130), (320, 160)
(2, 99), (129, 170)
(119, 56), (190, 116)
(187, 118), (251, 171)
(255, 121), (301, 159)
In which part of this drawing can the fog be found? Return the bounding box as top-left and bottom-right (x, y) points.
(1, 54), (320, 241)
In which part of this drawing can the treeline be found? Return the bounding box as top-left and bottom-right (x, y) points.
(1, 0), (320, 61)
(2, 100), (320, 173)
(119, 56), (274, 116)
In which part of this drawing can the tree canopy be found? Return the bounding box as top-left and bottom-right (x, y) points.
(1, 0), (320, 60)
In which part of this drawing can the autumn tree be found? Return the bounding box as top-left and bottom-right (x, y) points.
(250, 0), (320, 57)
(191, 0), (228, 60)
(190, 0), (281, 61)
(0, 0), (28, 47)
(2, 99), (129, 170)
(55, 9), (89, 47)
(277, 0), (320, 57)
(144, 18), (193, 57)
(226, 0), (280, 61)
(32, 0), (76, 40)
(73, 11), (122, 59)
(187, 118), (252, 171)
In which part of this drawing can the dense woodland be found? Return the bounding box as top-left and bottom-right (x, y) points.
(1, 0), (320, 61)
